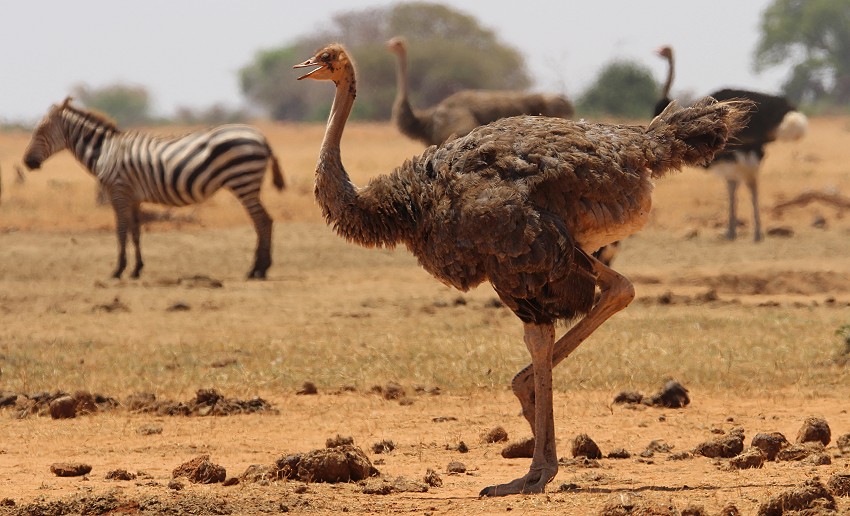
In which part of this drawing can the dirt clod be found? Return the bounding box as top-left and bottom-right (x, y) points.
(776, 442), (825, 461)
(361, 476), (428, 495)
(136, 424), (163, 435)
(501, 437), (534, 458)
(239, 464), (276, 484)
(796, 416), (831, 446)
(277, 445), (378, 483)
(49, 396), (77, 419)
(172, 454), (226, 484)
(371, 439), (395, 454)
(607, 448), (631, 459)
(424, 468), (442, 487)
(728, 447), (766, 469)
(50, 462), (92, 477)
(827, 473), (850, 497)
(572, 433), (602, 459)
(482, 425), (508, 443)
(756, 478), (835, 515)
(694, 430), (744, 458)
(105, 469), (136, 481)
(326, 435), (354, 448)
(446, 461), (466, 474)
(296, 381), (318, 395)
(751, 432), (789, 461)
(646, 380), (690, 408)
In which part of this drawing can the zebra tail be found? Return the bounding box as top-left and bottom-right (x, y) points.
(268, 147), (286, 191)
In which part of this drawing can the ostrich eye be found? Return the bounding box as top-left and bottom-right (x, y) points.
(321, 52), (330, 60)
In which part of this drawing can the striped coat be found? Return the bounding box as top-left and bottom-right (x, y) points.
(23, 97), (286, 279)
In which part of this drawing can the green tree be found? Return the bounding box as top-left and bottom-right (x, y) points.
(755, 0), (850, 106)
(71, 83), (151, 126)
(239, 2), (531, 121)
(577, 60), (658, 119)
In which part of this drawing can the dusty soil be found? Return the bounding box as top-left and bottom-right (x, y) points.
(1, 118), (850, 514)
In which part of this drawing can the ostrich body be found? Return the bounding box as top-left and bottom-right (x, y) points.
(386, 37), (574, 146)
(653, 47), (807, 241)
(295, 44), (746, 496)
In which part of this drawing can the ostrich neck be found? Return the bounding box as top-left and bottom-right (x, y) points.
(662, 54), (674, 98)
(316, 71), (411, 248)
(393, 47), (411, 107)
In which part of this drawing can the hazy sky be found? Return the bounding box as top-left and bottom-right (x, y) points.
(2, 0), (787, 123)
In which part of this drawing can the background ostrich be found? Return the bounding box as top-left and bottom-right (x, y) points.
(653, 45), (808, 241)
(386, 37), (575, 146)
(295, 43), (747, 496)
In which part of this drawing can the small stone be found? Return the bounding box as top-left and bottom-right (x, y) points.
(172, 455), (226, 484)
(482, 426), (508, 443)
(750, 432), (789, 461)
(50, 462), (92, 477)
(728, 447), (766, 469)
(105, 469), (136, 481)
(423, 468), (442, 487)
(607, 448), (630, 459)
(796, 416), (831, 446)
(371, 439), (395, 454)
(446, 461), (466, 474)
(296, 382), (318, 395)
(571, 433), (602, 459)
(501, 437), (534, 459)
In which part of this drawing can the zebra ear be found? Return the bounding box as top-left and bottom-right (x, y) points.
(61, 96), (74, 108)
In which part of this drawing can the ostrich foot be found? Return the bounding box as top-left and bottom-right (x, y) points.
(478, 465), (557, 497)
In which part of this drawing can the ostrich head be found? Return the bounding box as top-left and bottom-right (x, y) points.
(23, 96), (74, 170)
(294, 44), (352, 82)
(385, 36), (407, 56)
(656, 45), (673, 60)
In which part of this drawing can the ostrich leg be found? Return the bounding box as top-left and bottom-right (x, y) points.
(481, 257), (634, 496)
(747, 179), (762, 242)
(726, 179), (739, 240)
(479, 323), (557, 496)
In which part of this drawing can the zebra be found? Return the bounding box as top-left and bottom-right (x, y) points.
(23, 96), (286, 279)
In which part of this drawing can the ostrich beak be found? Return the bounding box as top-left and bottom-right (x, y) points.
(293, 58), (325, 80)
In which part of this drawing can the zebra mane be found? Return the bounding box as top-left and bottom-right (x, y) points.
(62, 101), (121, 133)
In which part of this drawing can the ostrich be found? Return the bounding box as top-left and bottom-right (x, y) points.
(653, 46), (808, 241)
(294, 43), (746, 497)
(386, 36), (574, 146)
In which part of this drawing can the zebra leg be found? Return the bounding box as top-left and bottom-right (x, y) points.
(130, 203), (145, 278)
(111, 202), (131, 279)
(239, 195), (273, 279)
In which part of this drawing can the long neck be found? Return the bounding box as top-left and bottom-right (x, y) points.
(315, 71), (413, 248)
(61, 109), (118, 173)
(661, 53), (674, 99)
(390, 47), (430, 143)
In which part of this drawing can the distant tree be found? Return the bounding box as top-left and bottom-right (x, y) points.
(755, 0), (850, 107)
(239, 2), (531, 121)
(577, 60), (658, 119)
(71, 83), (152, 126)
(173, 103), (250, 125)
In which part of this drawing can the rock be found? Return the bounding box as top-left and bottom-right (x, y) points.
(606, 448), (631, 459)
(776, 442), (825, 462)
(693, 431), (744, 458)
(326, 435), (354, 448)
(446, 461), (466, 474)
(50, 462), (92, 477)
(239, 464), (276, 483)
(501, 437), (534, 458)
(296, 382), (318, 395)
(371, 439), (395, 454)
(482, 426), (508, 443)
(291, 445), (378, 483)
(728, 447), (766, 469)
(105, 469), (136, 481)
(645, 380), (690, 408)
(423, 468), (442, 487)
(796, 416), (831, 446)
(49, 396), (77, 419)
(172, 455), (226, 484)
(827, 473), (850, 497)
(750, 432), (789, 461)
(571, 433), (602, 459)
(757, 478), (835, 516)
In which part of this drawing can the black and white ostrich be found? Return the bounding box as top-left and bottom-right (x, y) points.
(653, 47), (808, 241)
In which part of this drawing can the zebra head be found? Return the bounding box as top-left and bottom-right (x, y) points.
(23, 97), (73, 170)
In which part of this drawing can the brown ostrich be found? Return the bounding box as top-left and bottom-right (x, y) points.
(386, 36), (574, 146)
(653, 45), (808, 241)
(294, 43), (747, 496)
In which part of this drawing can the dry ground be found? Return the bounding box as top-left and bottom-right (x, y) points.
(0, 117), (849, 514)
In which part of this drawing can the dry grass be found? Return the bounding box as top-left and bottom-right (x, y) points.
(1, 118), (849, 513)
